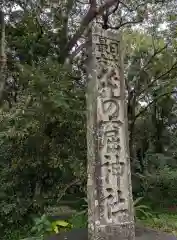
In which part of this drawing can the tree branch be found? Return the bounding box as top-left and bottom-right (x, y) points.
(76, 0), (90, 4)
(125, 79), (130, 92)
(70, 41), (90, 61)
(138, 61), (177, 100)
(129, 43), (173, 102)
(108, 0), (120, 15)
(0, 10), (6, 101)
(132, 42), (168, 94)
(57, 179), (81, 203)
(107, 19), (143, 30)
(0, 10), (6, 67)
(143, 43), (168, 71)
(90, 0), (97, 9)
(61, 0), (118, 61)
(135, 90), (177, 121)
(119, 1), (146, 12)
(119, 1), (134, 12)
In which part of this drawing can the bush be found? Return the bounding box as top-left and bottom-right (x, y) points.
(141, 166), (177, 210)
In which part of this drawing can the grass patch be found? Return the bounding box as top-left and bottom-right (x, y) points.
(140, 212), (177, 235)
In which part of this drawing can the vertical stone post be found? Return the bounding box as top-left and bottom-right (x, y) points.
(86, 24), (135, 240)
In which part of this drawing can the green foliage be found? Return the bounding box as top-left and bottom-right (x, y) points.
(134, 197), (153, 220)
(30, 214), (52, 237)
(69, 213), (87, 229)
(140, 167), (177, 209)
(3, 224), (32, 240)
(21, 214), (72, 240)
(0, 59), (86, 229)
(141, 213), (177, 235)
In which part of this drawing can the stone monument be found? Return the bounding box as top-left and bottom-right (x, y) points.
(86, 24), (135, 240)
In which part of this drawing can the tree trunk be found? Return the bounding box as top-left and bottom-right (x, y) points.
(0, 10), (6, 101)
(86, 24), (135, 240)
(127, 89), (137, 174)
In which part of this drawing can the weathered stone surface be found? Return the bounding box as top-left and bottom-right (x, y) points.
(45, 228), (177, 240)
(86, 24), (135, 240)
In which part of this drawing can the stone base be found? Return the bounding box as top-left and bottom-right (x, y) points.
(46, 226), (177, 240)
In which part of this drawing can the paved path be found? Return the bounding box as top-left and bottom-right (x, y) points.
(46, 227), (177, 240)
(136, 225), (177, 240)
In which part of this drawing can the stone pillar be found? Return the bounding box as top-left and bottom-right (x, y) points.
(86, 25), (135, 240)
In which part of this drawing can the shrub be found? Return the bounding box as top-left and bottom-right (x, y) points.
(141, 167), (177, 210)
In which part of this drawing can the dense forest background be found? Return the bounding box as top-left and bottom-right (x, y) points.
(0, 0), (177, 239)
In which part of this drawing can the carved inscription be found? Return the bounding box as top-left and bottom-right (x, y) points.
(93, 29), (130, 225)
(104, 224), (135, 240)
(98, 68), (121, 99)
(94, 35), (119, 64)
(87, 25), (135, 240)
(95, 223), (135, 240)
